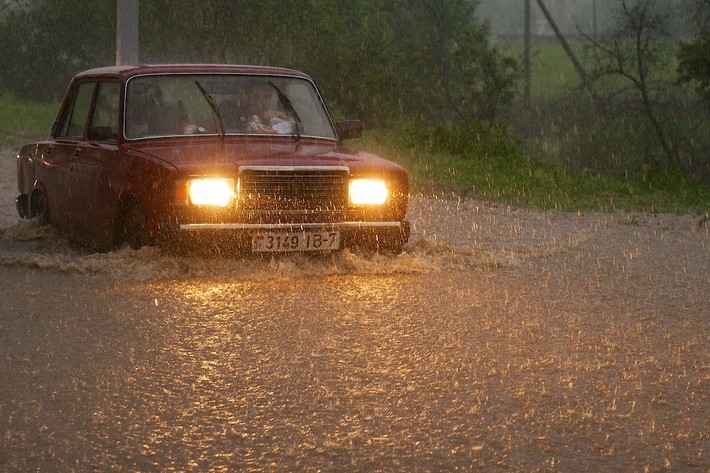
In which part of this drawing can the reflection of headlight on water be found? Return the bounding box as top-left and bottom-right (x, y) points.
(349, 179), (388, 206)
(187, 178), (236, 207)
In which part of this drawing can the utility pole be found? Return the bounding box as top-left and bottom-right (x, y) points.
(524, 0), (531, 110)
(116, 0), (139, 65)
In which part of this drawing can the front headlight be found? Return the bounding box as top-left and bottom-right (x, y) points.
(349, 178), (388, 206)
(177, 178), (237, 207)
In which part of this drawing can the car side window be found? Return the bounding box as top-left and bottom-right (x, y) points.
(88, 82), (120, 141)
(58, 82), (95, 139)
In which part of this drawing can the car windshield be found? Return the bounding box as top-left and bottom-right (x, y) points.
(124, 74), (337, 141)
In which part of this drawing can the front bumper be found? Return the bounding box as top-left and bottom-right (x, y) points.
(175, 220), (410, 252)
(179, 221), (407, 232)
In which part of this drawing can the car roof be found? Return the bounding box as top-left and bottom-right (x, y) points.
(74, 64), (311, 81)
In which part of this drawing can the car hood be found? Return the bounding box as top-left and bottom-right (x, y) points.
(124, 138), (406, 177)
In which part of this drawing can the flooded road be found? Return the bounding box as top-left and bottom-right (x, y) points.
(1, 149), (708, 471)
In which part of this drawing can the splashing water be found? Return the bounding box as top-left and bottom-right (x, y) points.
(0, 149), (632, 281)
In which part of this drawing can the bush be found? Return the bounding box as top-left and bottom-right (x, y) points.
(406, 121), (524, 162)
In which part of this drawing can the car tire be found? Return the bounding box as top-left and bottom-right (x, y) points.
(118, 202), (149, 250)
(31, 190), (50, 226)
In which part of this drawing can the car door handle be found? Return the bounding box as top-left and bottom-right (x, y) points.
(73, 148), (82, 158)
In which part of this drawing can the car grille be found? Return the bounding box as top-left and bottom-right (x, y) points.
(238, 167), (348, 223)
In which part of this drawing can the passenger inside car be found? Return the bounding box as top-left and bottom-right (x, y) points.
(245, 82), (290, 133)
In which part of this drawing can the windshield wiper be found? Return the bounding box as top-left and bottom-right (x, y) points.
(268, 80), (302, 142)
(194, 80), (225, 145)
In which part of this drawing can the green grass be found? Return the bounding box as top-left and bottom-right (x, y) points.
(355, 129), (710, 215)
(0, 94), (58, 149)
(501, 41), (584, 101)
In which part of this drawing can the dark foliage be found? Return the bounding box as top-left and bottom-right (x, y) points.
(0, 0), (518, 128)
(0, 1), (115, 102)
(677, 30), (710, 105)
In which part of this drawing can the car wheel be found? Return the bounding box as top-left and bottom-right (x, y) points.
(118, 202), (149, 250)
(31, 190), (50, 226)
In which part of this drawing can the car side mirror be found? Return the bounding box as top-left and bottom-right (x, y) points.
(336, 120), (363, 140)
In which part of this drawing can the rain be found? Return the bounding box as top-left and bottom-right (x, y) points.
(1, 1), (709, 471)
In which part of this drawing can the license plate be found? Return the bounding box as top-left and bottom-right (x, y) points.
(252, 230), (340, 252)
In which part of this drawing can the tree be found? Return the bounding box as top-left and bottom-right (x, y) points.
(143, 0), (520, 128)
(677, 0), (710, 104)
(0, 0), (518, 131)
(584, 0), (680, 169)
(678, 31), (710, 104)
(384, 0), (518, 126)
(0, 0), (115, 101)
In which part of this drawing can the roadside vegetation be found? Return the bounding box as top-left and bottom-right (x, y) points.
(355, 126), (710, 214)
(0, 94), (57, 150)
(1, 0), (708, 214)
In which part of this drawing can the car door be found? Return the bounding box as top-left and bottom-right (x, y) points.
(46, 80), (96, 239)
(69, 81), (122, 248)
(49, 80), (122, 248)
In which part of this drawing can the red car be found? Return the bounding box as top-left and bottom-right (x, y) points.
(15, 65), (410, 253)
